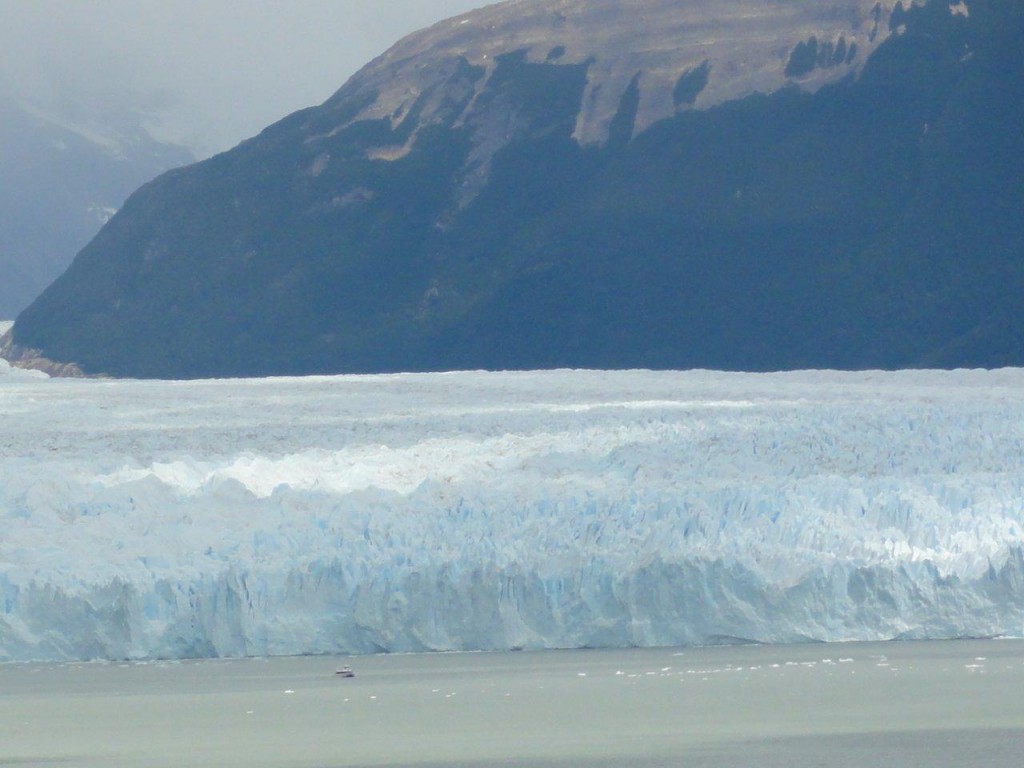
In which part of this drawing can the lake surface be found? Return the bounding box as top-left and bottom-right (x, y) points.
(2, 640), (1023, 767)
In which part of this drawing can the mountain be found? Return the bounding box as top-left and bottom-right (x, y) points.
(0, 91), (192, 319)
(5, 0), (1023, 378)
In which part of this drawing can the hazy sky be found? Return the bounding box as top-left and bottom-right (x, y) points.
(0, 1), (495, 158)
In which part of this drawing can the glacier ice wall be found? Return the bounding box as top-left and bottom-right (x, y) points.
(1, 368), (1024, 661)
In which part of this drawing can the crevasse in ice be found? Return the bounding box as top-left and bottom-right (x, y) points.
(1, 368), (1023, 661)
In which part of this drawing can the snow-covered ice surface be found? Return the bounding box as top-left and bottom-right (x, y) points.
(1, 368), (1023, 662)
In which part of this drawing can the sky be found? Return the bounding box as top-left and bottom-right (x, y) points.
(0, 1), (494, 158)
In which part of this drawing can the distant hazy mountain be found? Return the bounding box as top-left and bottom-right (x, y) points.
(0, 91), (192, 318)
(7, 0), (1023, 377)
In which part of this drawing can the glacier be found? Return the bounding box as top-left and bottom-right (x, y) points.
(1, 365), (1023, 662)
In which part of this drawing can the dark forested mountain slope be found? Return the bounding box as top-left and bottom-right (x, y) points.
(6, 0), (1022, 378)
(0, 92), (191, 319)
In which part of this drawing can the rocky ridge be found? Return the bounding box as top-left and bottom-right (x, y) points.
(319, 0), (901, 202)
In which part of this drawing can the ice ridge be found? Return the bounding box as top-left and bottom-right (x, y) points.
(1, 368), (1023, 661)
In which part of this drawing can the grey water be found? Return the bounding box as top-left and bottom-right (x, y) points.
(2, 640), (1023, 767)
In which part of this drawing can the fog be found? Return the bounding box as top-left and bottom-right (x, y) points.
(0, 0), (495, 157)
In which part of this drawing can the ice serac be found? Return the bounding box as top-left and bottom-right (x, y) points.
(1, 369), (1024, 662)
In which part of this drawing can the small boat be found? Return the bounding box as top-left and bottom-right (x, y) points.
(335, 665), (355, 678)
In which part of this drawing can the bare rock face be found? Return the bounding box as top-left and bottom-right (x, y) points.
(0, 328), (85, 378)
(320, 0), (901, 199)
